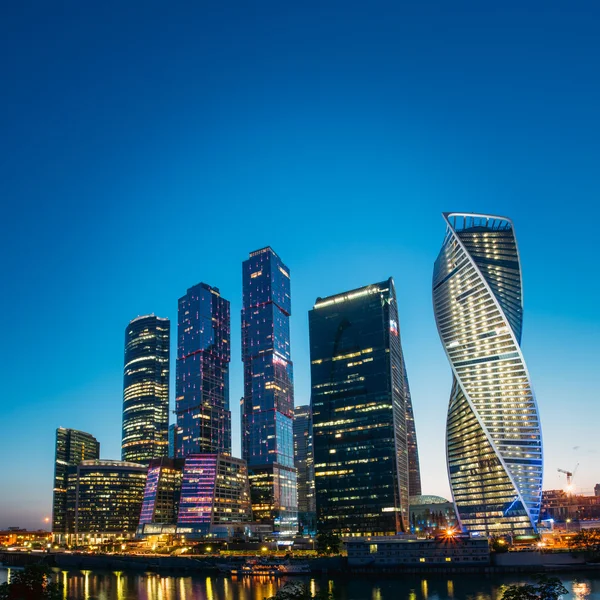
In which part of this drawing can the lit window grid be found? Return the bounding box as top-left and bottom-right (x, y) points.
(433, 214), (542, 536)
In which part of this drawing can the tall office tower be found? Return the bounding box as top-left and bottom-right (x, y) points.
(433, 213), (543, 536)
(595, 484), (600, 498)
(65, 460), (147, 544)
(176, 283), (231, 457)
(293, 405), (316, 534)
(168, 424), (182, 459)
(121, 315), (170, 465)
(309, 279), (413, 536)
(241, 247), (297, 533)
(404, 357), (422, 497)
(52, 428), (100, 538)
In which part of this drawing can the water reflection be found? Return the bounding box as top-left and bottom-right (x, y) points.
(2, 567), (600, 600)
(573, 579), (592, 599)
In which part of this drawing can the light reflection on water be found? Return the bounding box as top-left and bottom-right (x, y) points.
(1, 568), (600, 599)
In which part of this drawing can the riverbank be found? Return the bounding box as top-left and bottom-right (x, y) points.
(1, 551), (599, 577)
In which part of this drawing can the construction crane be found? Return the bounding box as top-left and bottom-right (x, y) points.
(557, 464), (580, 493)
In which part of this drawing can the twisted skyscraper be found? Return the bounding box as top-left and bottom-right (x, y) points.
(433, 213), (542, 536)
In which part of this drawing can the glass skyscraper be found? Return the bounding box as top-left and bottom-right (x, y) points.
(52, 428), (100, 537)
(433, 213), (543, 536)
(405, 356), (422, 498)
(241, 247), (297, 533)
(121, 315), (170, 465)
(309, 279), (414, 535)
(176, 283), (231, 457)
(293, 405), (316, 535)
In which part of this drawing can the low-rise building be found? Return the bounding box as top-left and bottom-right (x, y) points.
(177, 454), (252, 538)
(347, 534), (490, 567)
(0, 529), (52, 547)
(65, 460), (147, 545)
(541, 490), (600, 522)
(137, 457), (185, 538)
(409, 495), (457, 535)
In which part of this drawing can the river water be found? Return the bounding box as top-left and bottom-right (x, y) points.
(1, 567), (600, 599)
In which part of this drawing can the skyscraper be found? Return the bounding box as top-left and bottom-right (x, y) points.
(433, 212), (543, 536)
(404, 357), (422, 498)
(241, 247), (297, 533)
(52, 427), (100, 538)
(293, 405), (316, 534)
(309, 279), (413, 535)
(121, 315), (170, 464)
(176, 283), (231, 457)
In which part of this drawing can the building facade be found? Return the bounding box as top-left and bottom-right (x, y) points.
(176, 283), (231, 457)
(409, 495), (458, 535)
(405, 359), (422, 497)
(293, 405), (316, 535)
(52, 428), (100, 537)
(121, 315), (170, 464)
(176, 454), (252, 538)
(168, 424), (182, 459)
(241, 247), (297, 534)
(540, 490), (600, 523)
(137, 457), (185, 537)
(433, 213), (543, 537)
(65, 460), (147, 544)
(309, 279), (413, 536)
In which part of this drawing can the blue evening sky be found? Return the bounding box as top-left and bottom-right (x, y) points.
(1, 1), (599, 529)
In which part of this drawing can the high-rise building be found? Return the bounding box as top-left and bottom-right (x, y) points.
(293, 405), (316, 535)
(309, 279), (413, 535)
(168, 424), (181, 459)
(121, 315), (170, 465)
(176, 283), (231, 457)
(65, 460), (147, 544)
(137, 457), (185, 537)
(241, 247), (297, 533)
(433, 212), (543, 536)
(404, 357), (422, 497)
(52, 428), (100, 538)
(595, 484), (600, 497)
(176, 454), (252, 538)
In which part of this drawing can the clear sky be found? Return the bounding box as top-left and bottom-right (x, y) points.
(1, 1), (599, 529)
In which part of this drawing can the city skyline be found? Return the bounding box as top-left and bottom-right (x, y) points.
(3, 225), (597, 529)
(2, 3), (600, 529)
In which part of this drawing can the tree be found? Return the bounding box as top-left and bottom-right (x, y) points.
(316, 532), (341, 555)
(500, 575), (568, 600)
(0, 564), (63, 600)
(490, 537), (509, 554)
(265, 581), (335, 600)
(568, 528), (600, 561)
